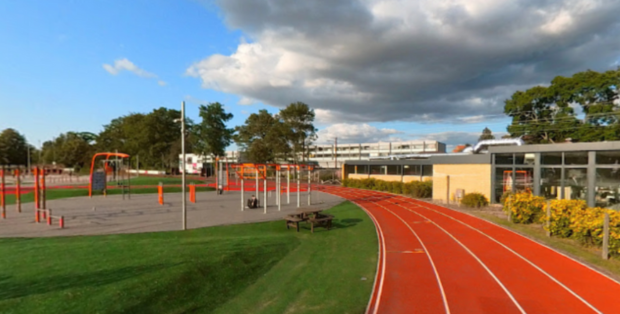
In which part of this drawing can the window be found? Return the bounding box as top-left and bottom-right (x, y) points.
(541, 168), (561, 200)
(564, 168), (588, 201)
(515, 153), (535, 165)
(422, 165), (433, 176)
(370, 165), (383, 174)
(596, 151), (620, 165)
(564, 152), (588, 165)
(345, 165), (356, 175)
(387, 165), (401, 175)
(403, 165), (421, 176)
(494, 167), (513, 203)
(495, 154), (514, 165)
(541, 152), (562, 165)
(357, 165), (369, 174)
(595, 168), (620, 208)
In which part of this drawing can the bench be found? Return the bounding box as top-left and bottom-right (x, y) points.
(284, 215), (304, 232)
(308, 214), (334, 233)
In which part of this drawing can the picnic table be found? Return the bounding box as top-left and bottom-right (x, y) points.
(284, 208), (333, 233)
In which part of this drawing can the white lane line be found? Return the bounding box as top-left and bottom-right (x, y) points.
(418, 198), (620, 288)
(387, 200), (526, 314)
(407, 200), (603, 314)
(363, 195), (450, 314)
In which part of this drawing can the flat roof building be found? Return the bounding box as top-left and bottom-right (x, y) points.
(343, 140), (620, 209)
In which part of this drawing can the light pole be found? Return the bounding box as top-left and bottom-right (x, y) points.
(175, 101), (187, 230)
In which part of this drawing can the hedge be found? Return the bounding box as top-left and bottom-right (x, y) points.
(341, 178), (432, 199)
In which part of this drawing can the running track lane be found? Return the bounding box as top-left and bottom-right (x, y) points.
(320, 186), (620, 314)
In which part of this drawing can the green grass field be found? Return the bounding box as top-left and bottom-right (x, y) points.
(1, 186), (214, 206)
(0, 201), (377, 314)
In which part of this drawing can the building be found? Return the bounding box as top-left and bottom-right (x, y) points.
(343, 140), (620, 209)
(180, 140), (446, 174)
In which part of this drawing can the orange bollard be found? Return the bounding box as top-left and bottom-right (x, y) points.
(59, 216), (64, 229)
(190, 184), (196, 203)
(47, 209), (52, 225)
(158, 183), (163, 205)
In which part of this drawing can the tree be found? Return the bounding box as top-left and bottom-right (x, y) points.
(235, 110), (289, 163)
(279, 102), (317, 163)
(0, 128), (28, 165)
(193, 102), (234, 158)
(504, 68), (620, 144)
(478, 127), (495, 141)
(41, 132), (93, 169)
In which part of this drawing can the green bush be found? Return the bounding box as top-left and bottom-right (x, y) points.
(460, 192), (489, 208)
(341, 178), (432, 199)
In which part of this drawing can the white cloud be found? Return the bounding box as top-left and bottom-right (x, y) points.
(238, 97), (255, 105)
(187, 0), (620, 123)
(316, 123), (401, 144)
(158, 80), (167, 86)
(103, 58), (157, 78)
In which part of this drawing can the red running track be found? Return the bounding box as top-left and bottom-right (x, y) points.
(320, 186), (620, 314)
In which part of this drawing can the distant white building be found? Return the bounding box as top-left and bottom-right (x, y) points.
(179, 140), (446, 174)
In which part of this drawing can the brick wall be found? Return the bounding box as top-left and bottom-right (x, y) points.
(433, 164), (491, 203)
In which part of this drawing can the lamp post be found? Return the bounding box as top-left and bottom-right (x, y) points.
(175, 101), (187, 231)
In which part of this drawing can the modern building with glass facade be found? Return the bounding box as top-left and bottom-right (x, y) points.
(343, 141), (620, 209)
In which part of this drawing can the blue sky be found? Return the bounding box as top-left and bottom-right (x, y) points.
(1, 0), (617, 150)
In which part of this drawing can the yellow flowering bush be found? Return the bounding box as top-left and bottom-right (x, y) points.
(503, 192), (545, 224)
(570, 208), (620, 256)
(540, 199), (587, 238)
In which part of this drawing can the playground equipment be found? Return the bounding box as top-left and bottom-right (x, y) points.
(227, 163), (316, 214)
(0, 165), (29, 217)
(89, 152), (131, 198)
(35, 208), (64, 229)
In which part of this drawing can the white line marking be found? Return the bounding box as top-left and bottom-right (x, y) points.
(408, 200), (603, 314)
(387, 200), (527, 314)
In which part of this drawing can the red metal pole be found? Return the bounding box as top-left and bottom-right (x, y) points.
(41, 168), (46, 209)
(34, 167), (39, 209)
(35, 210), (40, 223)
(47, 209), (52, 225)
(1, 167), (5, 218)
(15, 169), (21, 213)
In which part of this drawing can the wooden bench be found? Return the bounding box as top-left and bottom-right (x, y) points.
(308, 214), (334, 233)
(284, 215), (304, 232)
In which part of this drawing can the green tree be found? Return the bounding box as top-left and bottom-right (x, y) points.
(193, 102), (234, 158)
(504, 68), (620, 143)
(235, 110), (289, 163)
(41, 132), (93, 170)
(0, 128), (28, 165)
(478, 127), (495, 141)
(279, 102), (317, 162)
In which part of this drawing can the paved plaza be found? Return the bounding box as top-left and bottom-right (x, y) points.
(0, 189), (343, 237)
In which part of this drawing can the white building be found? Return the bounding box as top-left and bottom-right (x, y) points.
(179, 140), (445, 174)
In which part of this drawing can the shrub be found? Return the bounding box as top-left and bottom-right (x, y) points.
(540, 199), (587, 238)
(503, 192), (545, 224)
(460, 192), (489, 208)
(339, 178), (432, 198)
(409, 180), (432, 198)
(390, 181), (403, 194)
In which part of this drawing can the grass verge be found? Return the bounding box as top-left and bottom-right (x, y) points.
(0, 201), (377, 314)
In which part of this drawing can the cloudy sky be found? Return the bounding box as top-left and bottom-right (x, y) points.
(1, 0), (619, 149)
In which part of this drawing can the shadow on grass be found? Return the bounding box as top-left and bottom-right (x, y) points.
(120, 242), (297, 313)
(0, 263), (175, 301)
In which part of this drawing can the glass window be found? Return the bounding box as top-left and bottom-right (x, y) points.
(387, 165), (401, 175)
(596, 151), (620, 165)
(495, 154), (514, 165)
(403, 165), (421, 176)
(515, 153), (536, 166)
(541, 152), (562, 165)
(564, 168), (588, 201)
(422, 165), (433, 176)
(370, 165), (383, 175)
(564, 152), (588, 165)
(357, 165), (369, 174)
(494, 167), (513, 203)
(513, 168), (534, 193)
(595, 168), (620, 209)
(345, 165), (356, 175)
(541, 168), (561, 200)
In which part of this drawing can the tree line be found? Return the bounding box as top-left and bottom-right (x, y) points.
(0, 102), (316, 171)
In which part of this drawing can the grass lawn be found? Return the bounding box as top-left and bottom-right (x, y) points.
(0, 201), (377, 314)
(469, 211), (620, 280)
(1, 187), (214, 206)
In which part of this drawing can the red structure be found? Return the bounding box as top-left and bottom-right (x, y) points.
(88, 152), (130, 197)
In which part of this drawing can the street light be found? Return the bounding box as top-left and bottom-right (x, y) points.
(175, 101), (187, 230)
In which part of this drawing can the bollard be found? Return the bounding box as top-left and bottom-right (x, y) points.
(59, 216), (64, 229)
(47, 209), (52, 225)
(546, 200), (551, 237)
(602, 212), (610, 260)
(158, 183), (164, 205)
